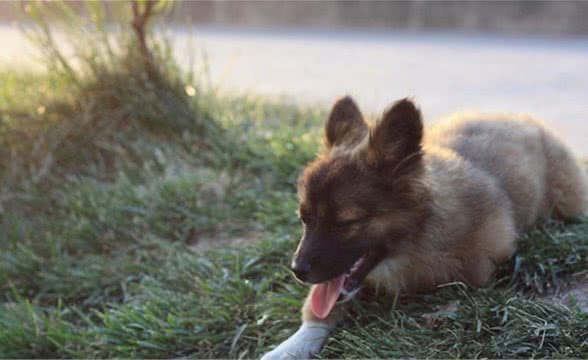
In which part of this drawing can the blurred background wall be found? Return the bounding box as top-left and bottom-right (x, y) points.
(172, 1), (588, 35)
(2, 1), (588, 36)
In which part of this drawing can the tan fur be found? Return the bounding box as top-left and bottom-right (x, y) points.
(367, 213), (417, 237)
(365, 115), (587, 292)
(302, 112), (587, 322)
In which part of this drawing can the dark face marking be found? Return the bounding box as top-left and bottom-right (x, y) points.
(291, 97), (428, 288)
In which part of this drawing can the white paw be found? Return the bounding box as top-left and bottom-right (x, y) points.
(261, 321), (332, 360)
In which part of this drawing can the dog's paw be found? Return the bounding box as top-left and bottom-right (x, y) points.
(260, 321), (331, 360)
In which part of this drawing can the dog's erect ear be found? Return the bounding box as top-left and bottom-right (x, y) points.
(325, 96), (367, 149)
(367, 98), (423, 177)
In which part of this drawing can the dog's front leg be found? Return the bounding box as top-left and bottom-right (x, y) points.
(259, 321), (331, 360)
(260, 292), (340, 360)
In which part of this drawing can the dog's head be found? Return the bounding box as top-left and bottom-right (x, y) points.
(292, 96), (428, 296)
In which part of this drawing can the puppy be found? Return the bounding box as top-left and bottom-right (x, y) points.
(262, 97), (588, 359)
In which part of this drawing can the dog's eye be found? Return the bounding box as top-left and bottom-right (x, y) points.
(335, 208), (366, 228)
(335, 218), (363, 227)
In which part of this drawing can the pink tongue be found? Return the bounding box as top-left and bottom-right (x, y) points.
(310, 274), (346, 319)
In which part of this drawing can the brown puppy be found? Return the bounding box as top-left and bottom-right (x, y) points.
(262, 97), (588, 360)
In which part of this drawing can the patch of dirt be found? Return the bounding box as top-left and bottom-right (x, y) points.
(543, 272), (588, 313)
(421, 301), (458, 328)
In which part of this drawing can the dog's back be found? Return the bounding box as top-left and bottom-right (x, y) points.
(367, 114), (588, 292)
(427, 114), (588, 229)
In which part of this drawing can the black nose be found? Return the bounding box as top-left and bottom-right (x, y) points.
(291, 258), (311, 282)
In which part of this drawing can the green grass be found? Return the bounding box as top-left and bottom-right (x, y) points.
(1, 6), (587, 358)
